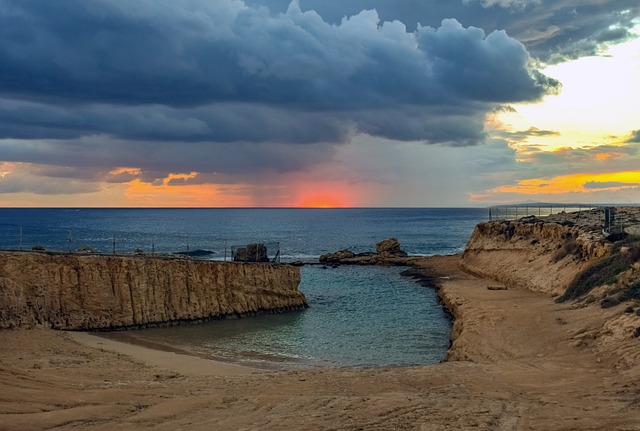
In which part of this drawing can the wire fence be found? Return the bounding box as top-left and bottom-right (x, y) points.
(488, 205), (640, 237)
(0, 224), (282, 263)
(488, 204), (598, 221)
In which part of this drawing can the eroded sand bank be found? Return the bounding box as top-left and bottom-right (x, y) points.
(1, 255), (639, 431)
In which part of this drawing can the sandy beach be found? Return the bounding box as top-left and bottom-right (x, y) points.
(1, 254), (639, 430)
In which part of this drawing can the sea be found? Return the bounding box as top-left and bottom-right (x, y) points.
(0, 207), (488, 369)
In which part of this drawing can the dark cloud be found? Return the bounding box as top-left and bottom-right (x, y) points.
(496, 127), (560, 142)
(464, 0), (542, 9)
(0, 99), (352, 144)
(627, 130), (640, 143)
(0, 1), (554, 108)
(261, 0), (639, 62)
(0, 169), (101, 194)
(0, 137), (339, 184)
(0, 1), (555, 148)
(513, 143), (640, 180)
(584, 181), (640, 190)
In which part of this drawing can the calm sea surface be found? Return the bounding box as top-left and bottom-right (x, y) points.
(0, 208), (487, 368)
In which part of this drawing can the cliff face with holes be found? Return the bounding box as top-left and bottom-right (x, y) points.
(460, 219), (612, 296)
(0, 251), (306, 330)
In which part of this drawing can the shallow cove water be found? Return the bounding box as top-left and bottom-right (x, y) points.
(115, 265), (452, 369)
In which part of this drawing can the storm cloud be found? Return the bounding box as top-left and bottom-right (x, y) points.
(0, 1), (556, 146)
(262, 0), (640, 62)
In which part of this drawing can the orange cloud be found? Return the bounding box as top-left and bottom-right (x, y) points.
(492, 171), (640, 195)
(108, 167), (142, 176)
(121, 174), (254, 207)
(0, 162), (14, 178)
(594, 152), (622, 161)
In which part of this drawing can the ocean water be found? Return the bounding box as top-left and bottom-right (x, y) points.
(0, 208), (487, 368)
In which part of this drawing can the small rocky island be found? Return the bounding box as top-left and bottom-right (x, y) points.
(319, 237), (410, 265)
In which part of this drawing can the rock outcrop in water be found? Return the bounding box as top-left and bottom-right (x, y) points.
(376, 237), (408, 257)
(319, 237), (409, 265)
(0, 251), (306, 330)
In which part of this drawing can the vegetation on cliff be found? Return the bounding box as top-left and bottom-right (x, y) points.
(558, 234), (640, 305)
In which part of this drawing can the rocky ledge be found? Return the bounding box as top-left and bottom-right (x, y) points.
(319, 237), (410, 265)
(0, 251), (307, 330)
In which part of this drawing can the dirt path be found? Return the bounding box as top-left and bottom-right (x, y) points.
(1, 255), (639, 430)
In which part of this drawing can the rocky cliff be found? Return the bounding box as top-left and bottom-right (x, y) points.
(460, 215), (612, 296)
(0, 251), (306, 330)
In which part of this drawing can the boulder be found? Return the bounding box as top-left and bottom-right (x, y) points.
(319, 249), (355, 263)
(376, 238), (407, 257)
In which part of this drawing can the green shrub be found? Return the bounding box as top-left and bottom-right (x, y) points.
(617, 281), (640, 302)
(555, 236), (640, 303)
(557, 254), (634, 302)
(552, 237), (582, 263)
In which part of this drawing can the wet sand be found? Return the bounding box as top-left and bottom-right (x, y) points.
(1, 255), (639, 430)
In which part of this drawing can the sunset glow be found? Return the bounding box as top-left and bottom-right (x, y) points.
(495, 33), (640, 153)
(295, 194), (350, 209)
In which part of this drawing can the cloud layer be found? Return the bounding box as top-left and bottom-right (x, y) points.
(0, 0), (637, 205)
(280, 0), (640, 62)
(0, 1), (556, 145)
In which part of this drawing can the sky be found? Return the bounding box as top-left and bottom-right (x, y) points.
(0, 0), (638, 207)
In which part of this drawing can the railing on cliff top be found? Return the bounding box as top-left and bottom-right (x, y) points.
(488, 205), (640, 236)
(0, 224), (281, 262)
(488, 204), (598, 221)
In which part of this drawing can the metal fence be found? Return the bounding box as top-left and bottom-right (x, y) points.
(488, 204), (598, 221)
(0, 224), (281, 262)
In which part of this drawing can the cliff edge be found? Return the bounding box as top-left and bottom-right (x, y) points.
(460, 210), (614, 296)
(0, 251), (306, 330)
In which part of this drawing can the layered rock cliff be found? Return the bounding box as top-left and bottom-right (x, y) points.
(0, 251), (306, 330)
(460, 215), (612, 296)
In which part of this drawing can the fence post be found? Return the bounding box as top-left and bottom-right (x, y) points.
(112, 233), (116, 255)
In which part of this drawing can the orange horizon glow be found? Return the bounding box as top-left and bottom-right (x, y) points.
(122, 177), (253, 207)
(294, 192), (352, 208)
(121, 172), (360, 208)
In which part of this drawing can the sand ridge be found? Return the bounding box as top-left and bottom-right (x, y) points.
(1, 254), (639, 430)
